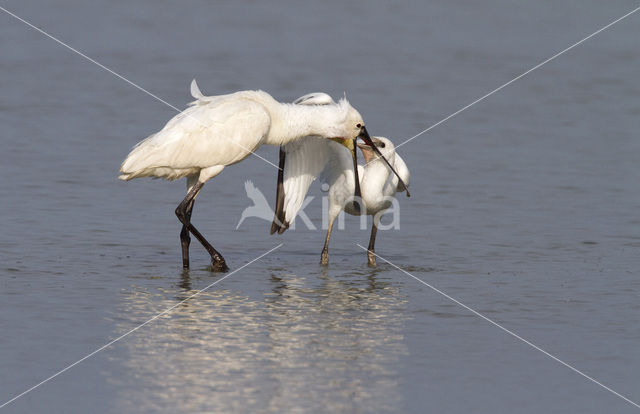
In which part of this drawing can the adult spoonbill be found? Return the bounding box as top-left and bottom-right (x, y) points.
(119, 80), (393, 271)
(271, 93), (410, 266)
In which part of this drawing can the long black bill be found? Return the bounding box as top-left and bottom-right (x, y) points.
(351, 138), (363, 214)
(358, 127), (411, 197)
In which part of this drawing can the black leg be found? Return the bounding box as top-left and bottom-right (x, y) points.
(180, 197), (195, 269)
(175, 181), (229, 272)
(367, 222), (378, 267)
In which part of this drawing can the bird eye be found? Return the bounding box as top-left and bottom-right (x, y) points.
(356, 123), (362, 129)
(379, 142), (386, 148)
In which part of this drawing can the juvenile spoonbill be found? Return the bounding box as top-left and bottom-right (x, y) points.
(119, 80), (387, 271)
(271, 93), (410, 266)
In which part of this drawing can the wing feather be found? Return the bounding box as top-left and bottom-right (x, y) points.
(270, 91), (357, 233)
(293, 92), (335, 106)
(393, 153), (410, 193)
(120, 93), (270, 180)
(271, 148), (288, 234)
(271, 137), (348, 232)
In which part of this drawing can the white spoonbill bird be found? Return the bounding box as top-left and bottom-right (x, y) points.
(119, 80), (389, 271)
(271, 93), (410, 266)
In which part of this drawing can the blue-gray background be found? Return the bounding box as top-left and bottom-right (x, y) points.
(1, 1), (639, 413)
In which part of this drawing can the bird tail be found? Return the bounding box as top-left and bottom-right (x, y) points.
(118, 132), (158, 180)
(118, 132), (191, 181)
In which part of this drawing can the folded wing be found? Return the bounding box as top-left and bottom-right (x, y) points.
(393, 153), (411, 193)
(120, 81), (270, 181)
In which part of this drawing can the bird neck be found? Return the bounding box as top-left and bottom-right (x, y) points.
(360, 152), (397, 200)
(266, 103), (345, 145)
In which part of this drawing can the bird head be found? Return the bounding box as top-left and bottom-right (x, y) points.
(357, 134), (410, 197)
(357, 136), (395, 163)
(337, 99), (366, 141)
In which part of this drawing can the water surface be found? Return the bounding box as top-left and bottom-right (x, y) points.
(1, 1), (639, 413)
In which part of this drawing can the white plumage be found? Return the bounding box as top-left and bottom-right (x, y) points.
(279, 136), (347, 225)
(120, 81), (364, 182)
(121, 88), (268, 181)
(272, 93), (410, 266)
(119, 80), (368, 271)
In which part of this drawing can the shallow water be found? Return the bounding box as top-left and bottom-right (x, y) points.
(1, 1), (639, 413)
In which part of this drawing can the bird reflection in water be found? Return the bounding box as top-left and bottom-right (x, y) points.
(108, 268), (408, 413)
